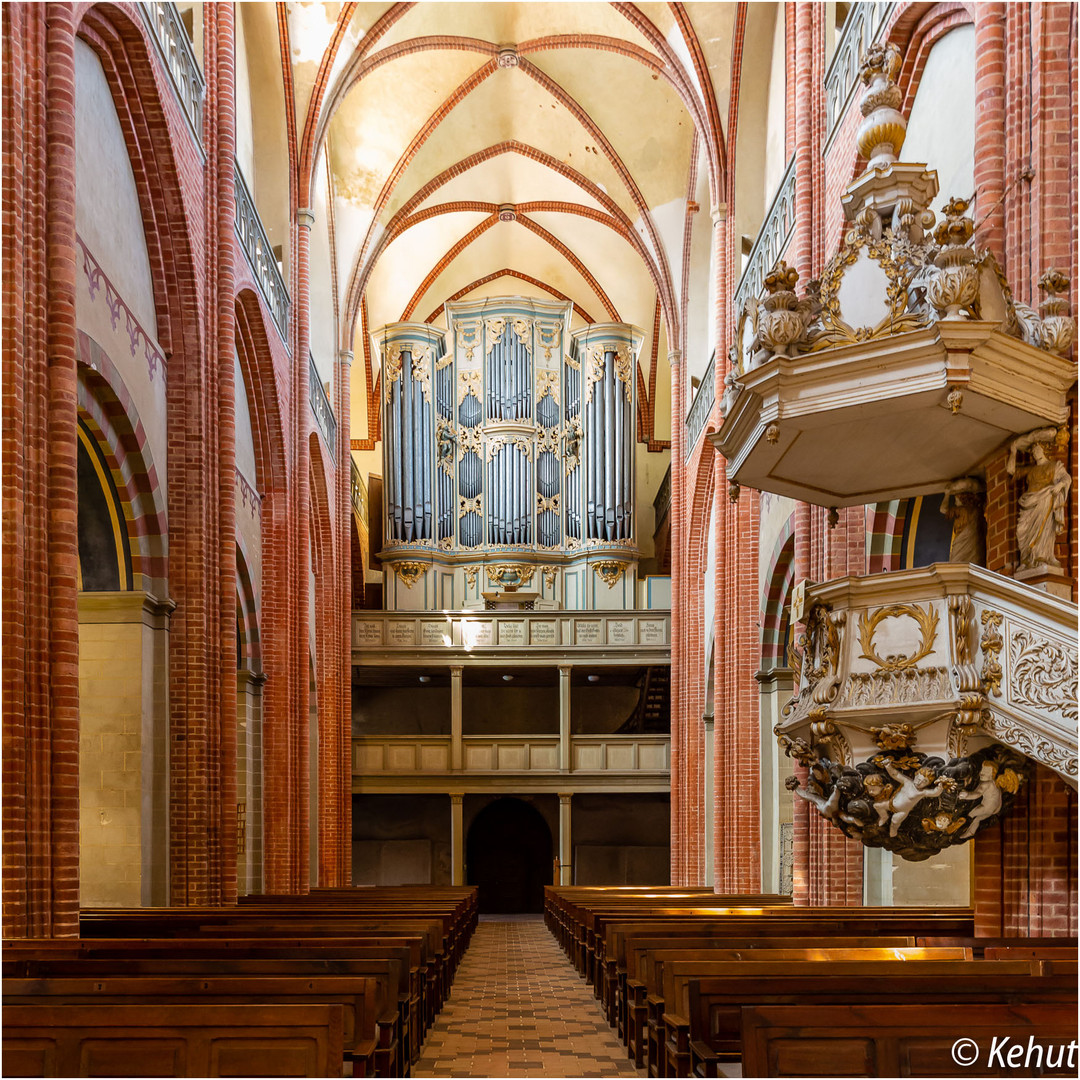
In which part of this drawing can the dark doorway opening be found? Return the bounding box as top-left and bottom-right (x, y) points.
(466, 797), (553, 913)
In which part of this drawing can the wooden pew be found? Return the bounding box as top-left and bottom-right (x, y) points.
(630, 946), (969, 1071)
(4, 952), (405, 1078)
(4, 977), (377, 1076)
(2, 1003), (344, 1077)
(739, 1001), (1079, 1078)
(684, 962), (1079, 1079)
(609, 933), (915, 1035)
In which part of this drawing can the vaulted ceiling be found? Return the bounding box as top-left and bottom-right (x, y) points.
(280, 2), (739, 453)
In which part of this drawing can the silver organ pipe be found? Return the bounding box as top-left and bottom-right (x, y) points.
(378, 307), (640, 563)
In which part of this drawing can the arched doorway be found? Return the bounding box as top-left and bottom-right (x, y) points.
(466, 798), (553, 914)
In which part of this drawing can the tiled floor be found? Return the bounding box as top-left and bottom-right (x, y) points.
(414, 915), (644, 1078)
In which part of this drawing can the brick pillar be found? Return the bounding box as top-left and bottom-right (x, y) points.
(668, 348), (684, 883)
(169, 0), (237, 905)
(2, 2), (81, 937)
(293, 207), (314, 892)
(335, 349), (354, 886)
(973, 3), (1007, 259)
(211, 0), (239, 905)
(973, 765), (1078, 937)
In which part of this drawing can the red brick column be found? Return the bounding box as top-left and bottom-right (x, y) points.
(335, 349), (354, 886)
(973, 4), (1006, 259)
(292, 208), (314, 892)
(210, 0), (239, 904)
(973, 765), (1078, 937)
(169, 1), (237, 905)
(1, 2), (81, 937)
(668, 348), (685, 883)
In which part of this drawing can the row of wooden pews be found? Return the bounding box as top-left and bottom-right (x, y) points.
(545, 886), (1078, 1078)
(3, 885), (478, 1077)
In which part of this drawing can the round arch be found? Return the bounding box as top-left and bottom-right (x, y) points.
(466, 797), (553, 913)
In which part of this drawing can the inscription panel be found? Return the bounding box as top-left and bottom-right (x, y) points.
(575, 620), (602, 645)
(354, 621), (383, 647)
(530, 620), (558, 645)
(607, 619), (634, 645)
(386, 621), (416, 647)
(639, 618), (667, 645)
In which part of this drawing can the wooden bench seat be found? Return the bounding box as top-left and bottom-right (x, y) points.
(4, 976), (377, 1076)
(2, 1003), (344, 1077)
(684, 963), (1079, 1079)
(739, 1001), (1079, 1078)
(4, 952), (406, 1078)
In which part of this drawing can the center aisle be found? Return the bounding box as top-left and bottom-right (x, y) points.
(415, 914), (645, 1078)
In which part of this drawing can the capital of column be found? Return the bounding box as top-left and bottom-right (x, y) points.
(711, 205), (727, 227)
(449, 665), (464, 678)
(297, 207), (316, 230)
(558, 792), (573, 805)
(558, 665), (572, 677)
(668, 349), (683, 367)
(449, 792), (464, 805)
(338, 349), (354, 368)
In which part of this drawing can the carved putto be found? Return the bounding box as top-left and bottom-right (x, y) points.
(784, 730), (1028, 861)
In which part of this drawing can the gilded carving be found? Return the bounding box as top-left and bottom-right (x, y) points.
(459, 496), (482, 518)
(1009, 627), (1079, 724)
(437, 420), (456, 475)
(457, 369), (482, 405)
(394, 561), (429, 589)
(835, 666), (952, 708)
(857, 603), (938, 671)
(594, 560), (628, 588)
(537, 494), (560, 514)
(458, 425), (483, 456)
(455, 320), (480, 361)
(536, 369), (560, 405)
(541, 565), (558, 589)
(410, 345), (432, 401)
(384, 344), (403, 400)
(485, 564), (536, 590)
(927, 197), (979, 320)
(562, 419), (582, 473)
(979, 609), (1003, 697)
(536, 323), (561, 362)
(584, 348), (605, 403)
(856, 42), (905, 168)
(511, 318), (532, 352)
(463, 565), (480, 588)
(759, 262), (819, 358)
(485, 435), (533, 460)
(484, 318), (507, 353)
(813, 230), (924, 347)
(979, 710), (1078, 779)
(1037, 268), (1076, 356)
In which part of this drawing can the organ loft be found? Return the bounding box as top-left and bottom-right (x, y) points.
(3, 2), (1077, 1077)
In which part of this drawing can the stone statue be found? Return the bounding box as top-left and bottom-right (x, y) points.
(940, 477), (985, 564)
(1007, 428), (1072, 570)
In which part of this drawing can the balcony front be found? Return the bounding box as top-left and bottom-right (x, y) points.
(779, 563), (1076, 861)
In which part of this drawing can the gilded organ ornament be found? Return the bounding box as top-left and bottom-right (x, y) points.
(394, 561), (429, 589)
(594, 560), (629, 588)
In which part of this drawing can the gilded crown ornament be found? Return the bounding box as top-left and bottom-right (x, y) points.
(758, 261), (819, 358)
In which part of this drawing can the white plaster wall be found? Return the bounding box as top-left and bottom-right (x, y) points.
(234, 352), (262, 607)
(310, 154), (336, 391)
(763, 11), (788, 200)
(74, 41), (167, 493)
(234, 9), (256, 189)
(74, 40), (156, 335)
(902, 26), (976, 220)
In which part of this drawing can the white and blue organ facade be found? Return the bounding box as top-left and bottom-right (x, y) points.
(376, 299), (644, 611)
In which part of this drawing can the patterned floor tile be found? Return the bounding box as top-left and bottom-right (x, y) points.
(413, 916), (644, 1078)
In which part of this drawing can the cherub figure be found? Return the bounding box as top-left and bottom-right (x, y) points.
(957, 759), (1020, 839)
(882, 762), (945, 837)
(785, 774), (842, 821)
(861, 772), (894, 827)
